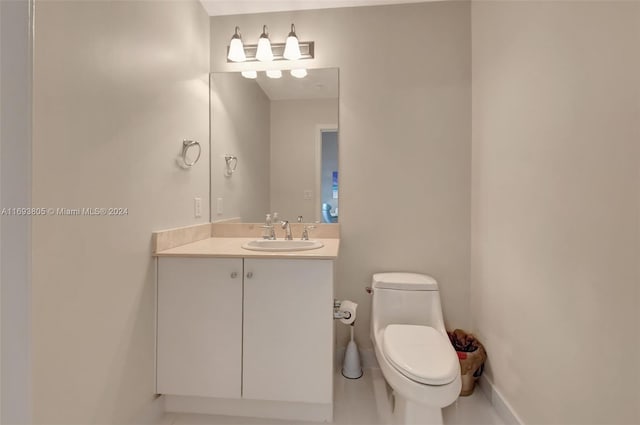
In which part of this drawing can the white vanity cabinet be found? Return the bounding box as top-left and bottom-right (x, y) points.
(156, 255), (334, 421)
(243, 258), (333, 404)
(156, 257), (243, 398)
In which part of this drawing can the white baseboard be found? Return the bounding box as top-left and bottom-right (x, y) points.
(478, 375), (524, 425)
(165, 395), (332, 423)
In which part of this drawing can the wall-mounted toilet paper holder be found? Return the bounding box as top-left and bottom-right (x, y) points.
(333, 300), (351, 320)
(334, 310), (351, 320)
(333, 299), (357, 325)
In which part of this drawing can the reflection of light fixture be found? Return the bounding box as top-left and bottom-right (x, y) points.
(241, 70), (257, 79)
(256, 25), (273, 62)
(283, 24), (301, 60)
(266, 69), (282, 79)
(227, 26), (246, 62)
(290, 68), (307, 78)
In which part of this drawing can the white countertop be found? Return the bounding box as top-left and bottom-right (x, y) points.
(154, 237), (340, 260)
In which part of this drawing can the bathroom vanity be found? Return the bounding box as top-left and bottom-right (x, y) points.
(153, 223), (339, 422)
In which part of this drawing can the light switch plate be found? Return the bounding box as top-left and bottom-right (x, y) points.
(216, 198), (223, 215)
(194, 197), (202, 218)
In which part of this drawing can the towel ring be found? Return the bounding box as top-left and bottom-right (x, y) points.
(224, 154), (238, 176)
(181, 140), (201, 167)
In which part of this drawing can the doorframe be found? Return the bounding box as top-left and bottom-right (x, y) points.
(1, 0), (34, 423)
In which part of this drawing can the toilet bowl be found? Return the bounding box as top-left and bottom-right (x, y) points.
(370, 273), (461, 425)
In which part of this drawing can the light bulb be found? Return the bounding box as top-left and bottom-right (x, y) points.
(290, 68), (307, 78)
(283, 24), (302, 60)
(255, 25), (273, 62)
(266, 69), (282, 79)
(227, 27), (246, 62)
(241, 70), (257, 79)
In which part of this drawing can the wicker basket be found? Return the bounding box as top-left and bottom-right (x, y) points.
(458, 347), (486, 396)
(448, 329), (487, 396)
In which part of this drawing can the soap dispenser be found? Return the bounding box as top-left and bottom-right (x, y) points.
(262, 213), (272, 239)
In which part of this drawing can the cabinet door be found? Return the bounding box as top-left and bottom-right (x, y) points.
(243, 259), (333, 403)
(157, 257), (242, 398)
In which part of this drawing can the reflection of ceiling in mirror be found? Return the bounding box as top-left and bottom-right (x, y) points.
(255, 68), (338, 101)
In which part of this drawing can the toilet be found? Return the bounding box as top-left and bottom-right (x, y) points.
(370, 272), (461, 425)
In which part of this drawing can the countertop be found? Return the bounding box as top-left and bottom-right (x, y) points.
(154, 237), (340, 260)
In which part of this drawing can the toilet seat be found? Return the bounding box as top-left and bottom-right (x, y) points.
(382, 324), (458, 386)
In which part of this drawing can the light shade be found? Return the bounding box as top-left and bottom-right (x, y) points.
(290, 68), (307, 79)
(283, 24), (302, 60)
(266, 69), (282, 79)
(241, 70), (257, 79)
(227, 27), (246, 62)
(255, 25), (273, 62)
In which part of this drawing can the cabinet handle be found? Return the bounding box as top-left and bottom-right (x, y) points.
(230, 272), (238, 279)
(246, 272), (253, 279)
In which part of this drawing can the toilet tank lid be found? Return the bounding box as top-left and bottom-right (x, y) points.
(372, 273), (438, 290)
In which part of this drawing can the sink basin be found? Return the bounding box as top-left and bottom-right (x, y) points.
(241, 239), (324, 252)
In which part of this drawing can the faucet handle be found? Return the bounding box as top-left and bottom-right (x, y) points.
(301, 225), (316, 240)
(297, 215), (303, 223)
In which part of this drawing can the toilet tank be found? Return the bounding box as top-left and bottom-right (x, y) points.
(371, 273), (447, 335)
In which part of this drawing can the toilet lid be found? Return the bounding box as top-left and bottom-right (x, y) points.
(383, 324), (459, 386)
(372, 273), (438, 291)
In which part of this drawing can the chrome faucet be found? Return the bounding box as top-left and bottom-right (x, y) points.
(280, 220), (293, 240)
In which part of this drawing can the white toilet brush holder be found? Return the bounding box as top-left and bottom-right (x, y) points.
(342, 325), (363, 379)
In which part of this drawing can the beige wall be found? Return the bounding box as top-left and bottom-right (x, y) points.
(471, 1), (640, 424)
(211, 1), (471, 346)
(270, 98), (338, 222)
(210, 73), (270, 223)
(32, 1), (210, 423)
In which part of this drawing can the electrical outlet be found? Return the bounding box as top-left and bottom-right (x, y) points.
(194, 197), (202, 218)
(303, 190), (313, 200)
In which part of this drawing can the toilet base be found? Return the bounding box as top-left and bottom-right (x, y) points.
(372, 329), (459, 425)
(393, 394), (443, 425)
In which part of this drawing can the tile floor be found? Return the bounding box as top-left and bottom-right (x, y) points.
(162, 368), (504, 425)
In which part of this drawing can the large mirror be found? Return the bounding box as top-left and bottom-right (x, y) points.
(210, 68), (339, 223)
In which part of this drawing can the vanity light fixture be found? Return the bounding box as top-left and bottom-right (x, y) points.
(241, 70), (257, 79)
(227, 26), (246, 62)
(290, 68), (307, 78)
(256, 25), (274, 62)
(283, 24), (302, 60)
(266, 69), (282, 79)
(226, 23), (314, 63)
